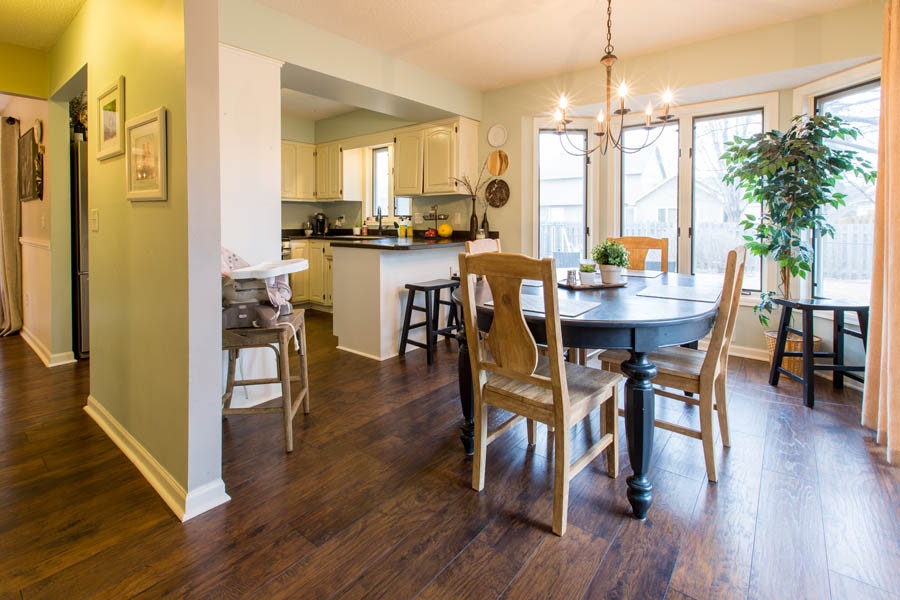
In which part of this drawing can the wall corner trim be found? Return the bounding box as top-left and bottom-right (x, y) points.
(84, 396), (230, 521)
(20, 327), (74, 367)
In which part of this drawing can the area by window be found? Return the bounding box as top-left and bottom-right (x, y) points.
(537, 129), (588, 268)
(618, 93), (776, 290)
(813, 80), (880, 303)
(366, 145), (410, 222)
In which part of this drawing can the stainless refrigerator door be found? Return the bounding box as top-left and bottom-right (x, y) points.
(76, 271), (89, 356)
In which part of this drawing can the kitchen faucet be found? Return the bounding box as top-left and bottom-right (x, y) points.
(377, 206), (383, 235)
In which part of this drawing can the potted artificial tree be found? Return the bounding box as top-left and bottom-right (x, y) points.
(721, 113), (876, 368)
(592, 239), (629, 284)
(722, 113), (876, 324)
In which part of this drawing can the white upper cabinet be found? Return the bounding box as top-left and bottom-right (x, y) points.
(393, 130), (424, 196)
(341, 147), (364, 202)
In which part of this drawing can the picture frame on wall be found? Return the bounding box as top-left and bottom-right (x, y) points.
(96, 76), (125, 159)
(18, 127), (43, 202)
(125, 107), (167, 201)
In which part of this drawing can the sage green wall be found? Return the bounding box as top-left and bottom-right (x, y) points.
(48, 0), (193, 485)
(0, 42), (48, 98)
(282, 113), (315, 143)
(315, 109), (415, 144)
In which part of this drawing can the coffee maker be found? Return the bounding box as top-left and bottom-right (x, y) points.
(313, 213), (327, 236)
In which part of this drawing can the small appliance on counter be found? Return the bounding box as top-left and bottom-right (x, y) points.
(313, 213), (327, 236)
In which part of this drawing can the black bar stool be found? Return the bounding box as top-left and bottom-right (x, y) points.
(399, 279), (459, 364)
(768, 297), (869, 408)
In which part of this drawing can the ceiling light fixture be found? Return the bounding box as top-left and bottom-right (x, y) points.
(552, 0), (674, 157)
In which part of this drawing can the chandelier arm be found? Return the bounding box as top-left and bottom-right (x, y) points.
(556, 120), (608, 156)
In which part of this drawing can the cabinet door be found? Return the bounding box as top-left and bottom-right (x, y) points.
(423, 125), (457, 194)
(308, 242), (325, 303)
(393, 130), (423, 196)
(316, 143), (343, 200)
(324, 256), (334, 306)
(289, 242), (309, 302)
(296, 143), (316, 200)
(281, 141), (299, 198)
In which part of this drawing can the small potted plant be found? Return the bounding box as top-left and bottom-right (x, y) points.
(352, 220), (362, 236)
(592, 239), (629, 284)
(579, 263), (598, 286)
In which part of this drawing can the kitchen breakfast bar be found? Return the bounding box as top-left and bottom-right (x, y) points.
(330, 237), (466, 361)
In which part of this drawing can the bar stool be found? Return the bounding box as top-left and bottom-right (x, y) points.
(398, 279), (459, 365)
(768, 297), (869, 408)
(222, 309), (310, 452)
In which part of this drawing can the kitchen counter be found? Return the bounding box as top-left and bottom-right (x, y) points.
(329, 237), (466, 251)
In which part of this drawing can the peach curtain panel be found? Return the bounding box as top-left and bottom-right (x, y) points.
(862, 0), (900, 464)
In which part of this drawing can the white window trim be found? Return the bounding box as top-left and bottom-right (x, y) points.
(532, 116), (600, 259)
(609, 91), (778, 303)
(364, 144), (400, 225)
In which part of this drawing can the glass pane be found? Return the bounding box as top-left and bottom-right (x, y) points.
(693, 110), (763, 289)
(394, 196), (411, 217)
(815, 81), (879, 302)
(538, 129), (586, 269)
(620, 124), (678, 271)
(372, 147), (389, 217)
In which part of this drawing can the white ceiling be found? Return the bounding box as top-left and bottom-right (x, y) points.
(257, 0), (866, 92)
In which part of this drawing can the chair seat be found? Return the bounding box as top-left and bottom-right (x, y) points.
(602, 346), (703, 394)
(486, 359), (621, 423)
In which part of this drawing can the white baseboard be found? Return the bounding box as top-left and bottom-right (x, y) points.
(20, 327), (76, 367)
(336, 344), (389, 361)
(727, 342), (864, 393)
(84, 395), (230, 521)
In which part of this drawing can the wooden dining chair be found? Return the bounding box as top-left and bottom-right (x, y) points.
(600, 245), (746, 482)
(465, 238), (501, 254)
(458, 251), (621, 535)
(609, 236), (669, 272)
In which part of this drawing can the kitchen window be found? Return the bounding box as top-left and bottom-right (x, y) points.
(537, 128), (589, 269)
(365, 145), (410, 222)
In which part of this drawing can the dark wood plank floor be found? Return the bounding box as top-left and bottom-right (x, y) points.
(2, 310), (899, 599)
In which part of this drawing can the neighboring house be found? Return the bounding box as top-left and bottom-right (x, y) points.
(0, 0), (885, 519)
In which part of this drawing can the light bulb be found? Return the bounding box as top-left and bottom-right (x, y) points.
(662, 88), (673, 105)
(618, 82), (628, 98)
(597, 111), (605, 124)
(558, 95), (569, 110)
(553, 109), (563, 122)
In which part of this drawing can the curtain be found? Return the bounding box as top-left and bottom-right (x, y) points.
(862, 0), (900, 464)
(0, 117), (23, 336)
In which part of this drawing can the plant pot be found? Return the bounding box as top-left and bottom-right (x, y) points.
(599, 265), (624, 285)
(352, 227), (361, 236)
(580, 271), (598, 285)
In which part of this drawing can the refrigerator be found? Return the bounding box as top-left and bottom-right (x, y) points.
(70, 141), (89, 358)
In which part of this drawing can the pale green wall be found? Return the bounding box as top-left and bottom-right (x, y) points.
(48, 0), (192, 484)
(281, 113), (314, 142)
(315, 109), (415, 144)
(0, 42), (48, 98)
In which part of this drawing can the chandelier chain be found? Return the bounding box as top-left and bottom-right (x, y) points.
(604, 0), (614, 55)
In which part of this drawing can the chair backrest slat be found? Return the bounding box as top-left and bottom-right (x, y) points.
(608, 236), (669, 272)
(465, 238), (501, 254)
(701, 245), (747, 377)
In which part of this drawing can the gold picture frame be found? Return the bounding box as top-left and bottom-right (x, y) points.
(125, 107), (167, 201)
(97, 76), (125, 160)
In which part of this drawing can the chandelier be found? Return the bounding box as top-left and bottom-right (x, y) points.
(552, 0), (674, 157)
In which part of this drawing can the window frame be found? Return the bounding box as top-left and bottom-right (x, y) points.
(792, 60), (881, 301)
(611, 92), (778, 295)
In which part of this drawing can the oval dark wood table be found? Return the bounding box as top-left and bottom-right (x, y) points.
(453, 271), (722, 520)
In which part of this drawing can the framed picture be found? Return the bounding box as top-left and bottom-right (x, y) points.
(97, 76), (125, 159)
(125, 107), (167, 201)
(18, 127), (43, 202)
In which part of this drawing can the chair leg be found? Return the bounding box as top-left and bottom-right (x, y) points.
(526, 418), (536, 445)
(398, 289), (416, 356)
(472, 395), (488, 492)
(277, 342), (294, 453)
(552, 418), (571, 536)
(223, 349), (238, 410)
(297, 313), (311, 414)
(425, 289), (435, 365)
(699, 379), (717, 483)
(604, 389), (619, 478)
(714, 373), (730, 448)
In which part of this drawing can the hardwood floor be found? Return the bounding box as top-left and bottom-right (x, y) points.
(2, 310), (899, 599)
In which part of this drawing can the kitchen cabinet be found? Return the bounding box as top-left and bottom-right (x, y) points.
(308, 240), (334, 306)
(393, 130), (424, 196)
(281, 141), (316, 200)
(392, 117), (479, 196)
(341, 147), (364, 202)
(315, 142), (343, 200)
(289, 240), (309, 302)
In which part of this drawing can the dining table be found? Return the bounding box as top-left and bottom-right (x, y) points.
(453, 269), (723, 520)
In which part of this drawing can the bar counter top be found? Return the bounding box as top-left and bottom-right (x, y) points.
(328, 237), (467, 251)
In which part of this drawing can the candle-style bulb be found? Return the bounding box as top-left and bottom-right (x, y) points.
(597, 111), (605, 124)
(662, 88), (673, 105)
(553, 109), (563, 122)
(558, 95), (569, 110)
(618, 82), (628, 98)
(645, 102), (653, 126)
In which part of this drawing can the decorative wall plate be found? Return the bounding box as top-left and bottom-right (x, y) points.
(485, 178), (510, 208)
(487, 149), (508, 176)
(487, 124), (507, 147)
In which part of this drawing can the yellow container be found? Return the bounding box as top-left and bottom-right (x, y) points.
(397, 224), (407, 237)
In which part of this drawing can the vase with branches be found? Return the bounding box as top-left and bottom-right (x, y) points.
(453, 157), (492, 241)
(721, 113), (876, 326)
